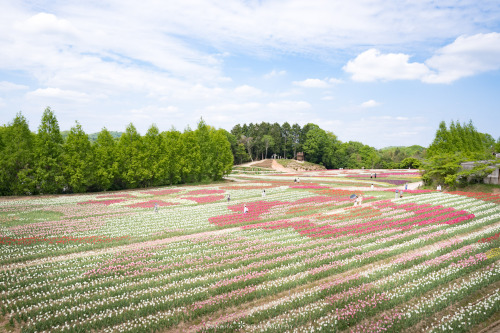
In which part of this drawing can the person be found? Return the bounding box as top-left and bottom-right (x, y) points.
(294, 178), (297, 183)
(154, 203), (159, 213)
(437, 184), (442, 192)
(400, 191), (404, 198)
(353, 196), (358, 206)
(405, 183), (408, 190)
(243, 204), (248, 214)
(370, 173), (373, 179)
(227, 193), (231, 202)
(371, 184), (374, 190)
(395, 189), (399, 199)
(374, 173), (377, 178)
(297, 177), (300, 183)
(262, 189), (266, 197)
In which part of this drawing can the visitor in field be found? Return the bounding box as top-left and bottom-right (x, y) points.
(395, 189), (399, 199)
(371, 184), (374, 190)
(262, 189), (266, 197)
(437, 184), (442, 191)
(374, 173), (377, 178)
(244, 204), (248, 214)
(400, 191), (403, 198)
(297, 177), (300, 183)
(227, 193), (231, 202)
(154, 203), (159, 213)
(405, 183), (408, 190)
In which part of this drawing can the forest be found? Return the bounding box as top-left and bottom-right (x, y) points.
(0, 108), (233, 196)
(227, 122), (425, 169)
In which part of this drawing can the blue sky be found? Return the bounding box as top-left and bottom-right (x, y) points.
(0, 0), (499, 148)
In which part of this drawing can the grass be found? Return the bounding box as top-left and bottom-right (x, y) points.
(0, 210), (64, 227)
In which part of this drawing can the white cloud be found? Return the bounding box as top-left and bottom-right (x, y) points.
(424, 32), (500, 83)
(264, 70), (286, 79)
(344, 33), (500, 83)
(360, 99), (380, 108)
(16, 12), (76, 35)
(293, 78), (341, 88)
(343, 49), (430, 82)
(0, 81), (29, 91)
(234, 85), (263, 97)
(26, 87), (92, 102)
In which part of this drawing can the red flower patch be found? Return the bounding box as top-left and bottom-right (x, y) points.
(127, 200), (178, 208)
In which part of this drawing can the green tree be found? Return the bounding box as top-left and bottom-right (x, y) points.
(261, 135), (274, 158)
(117, 124), (148, 188)
(181, 128), (202, 183)
(93, 128), (119, 191)
(209, 129), (234, 179)
(0, 112), (36, 195)
(62, 121), (93, 193)
(235, 143), (249, 164)
(143, 124), (165, 187)
(34, 107), (64, 194)
(162, 128), (183, 185)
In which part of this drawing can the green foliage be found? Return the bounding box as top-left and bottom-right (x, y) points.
(93, 128), (119, 191)
(230, 121), (426, 169)
(422, 152), (465, 187)
(0, 112), (36, 195)
(423, 120), (496, 188)
(399, 157), (422, 169)
(34, 107), (64, 194)
(62, 121), (94, 193)
(0, 109), (234, 195)
(455, 162), (496, 187)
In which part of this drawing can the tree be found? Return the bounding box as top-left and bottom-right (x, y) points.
(0, 112), (36, 195)
(239, 135), (254, 162)
(302, 124), (329, 164)
(117, 123), (148, 188)
(261, 135), (274, 158)
(93, 128), (119, 191)
(180, 128), (202, 183)
(291, 123), (302, 159)
(62, 121), (93, 193)
(34, 107), (64, 194)
(209, 129), (234, 179)
(143, 124), (165, 187)
(162, 128), (183, 185)
(423, 119), (493, 188)
(235, 143), (249, 164)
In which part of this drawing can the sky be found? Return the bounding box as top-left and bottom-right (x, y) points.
(0, 0), (499, 149)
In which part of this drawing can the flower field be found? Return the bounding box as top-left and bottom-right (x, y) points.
(0, 169), (499, 332)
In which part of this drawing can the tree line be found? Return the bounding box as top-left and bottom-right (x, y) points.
(227, 122), (425, 169)
(422, 120), (499, 187)
(0, 108), (233, 196)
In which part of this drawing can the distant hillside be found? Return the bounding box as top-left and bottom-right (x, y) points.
(379, 145), (426, 157)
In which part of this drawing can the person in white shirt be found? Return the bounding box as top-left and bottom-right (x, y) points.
(244, 204), (248, 214)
